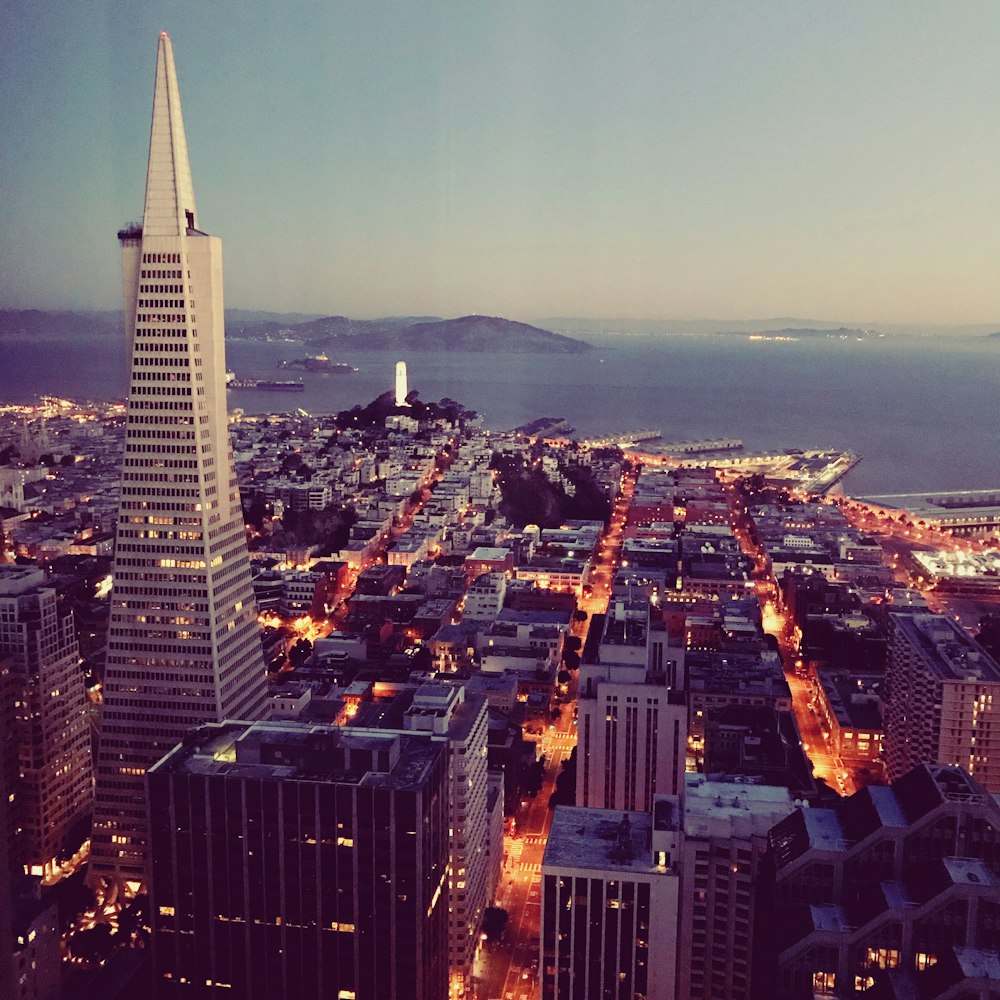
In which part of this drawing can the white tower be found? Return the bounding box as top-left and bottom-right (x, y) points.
(90, 33), (268, 886)
(395, 359), (409, 406)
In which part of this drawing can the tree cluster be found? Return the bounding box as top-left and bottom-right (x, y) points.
(334, 391), (476, 430)
(268, 504), (356, 555)
(492, 455), (611, 529)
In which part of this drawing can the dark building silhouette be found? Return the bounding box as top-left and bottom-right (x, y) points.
(147, 721), (449, 1000)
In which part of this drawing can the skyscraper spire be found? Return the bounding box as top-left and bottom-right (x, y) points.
(142, 32), (197, 238)
(91, 34), (267, 887)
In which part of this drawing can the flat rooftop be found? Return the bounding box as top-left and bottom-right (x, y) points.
(544, 806), (655, 875)
(150, 719), (442, 792)
(892, 612), (1000, 683)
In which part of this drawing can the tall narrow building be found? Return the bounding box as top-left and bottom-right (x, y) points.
(0, 566), (93, 876)
(90, 33), (267, 885)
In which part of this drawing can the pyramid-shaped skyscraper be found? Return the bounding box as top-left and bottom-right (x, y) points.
(91, 33), (267, 885)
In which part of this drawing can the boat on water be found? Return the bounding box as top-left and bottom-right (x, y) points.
(281, 354), (358, 373)
(228, 378), (305, 392)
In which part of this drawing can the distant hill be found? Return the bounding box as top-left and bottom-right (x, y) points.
(248, 314), (593, 353)
(0, 309), (591, 353)
(0, 309), (121, 339)
(0, 308), (322, 340)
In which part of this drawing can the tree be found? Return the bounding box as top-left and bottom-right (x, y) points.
(573, 609), (588, 623)
(564, 635), (582, 653)
(549, 747), (577, 808)
(69, 923), (114, 964)
(562, 650), (580, 671)
(288, 638), (313, 667)
(482, 906), (509, 941)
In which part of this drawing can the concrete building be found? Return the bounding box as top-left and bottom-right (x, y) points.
(884, 612), (1000, 792)
(0, 565), (92, 876)
(542, 804), (681, 999)
(91, 34), (267, 885)
(148, 721), (448, 1000)
(677, 775), (796, 1000)
(462, 571), (506, 621)
(576, 602), (687, 811)
(757, 764), (1000, 999)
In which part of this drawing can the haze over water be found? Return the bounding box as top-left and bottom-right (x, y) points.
(2, 333), (997, 497)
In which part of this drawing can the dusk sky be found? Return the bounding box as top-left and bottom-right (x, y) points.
(2, 2), (998, 326)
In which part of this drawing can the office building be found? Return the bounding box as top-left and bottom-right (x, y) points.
(677, 775), (795, 1000)
(884, 612), (1000, 791)
(757, 764), (1000, 999)
(0, 565), (92, 875)
(305, 680), (500, 991)
(576, 599), (687, 811)
(542, 802), (681, 999)
(147, 720), (449, 1000)
(91, 33), (267, 885)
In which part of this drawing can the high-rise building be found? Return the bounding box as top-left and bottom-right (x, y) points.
(541, 801), (682, 999)
(395, 360), (409, 406)
(756, 764), (1000, 999)
(349, 681), (499, 988)
(91, 33), (267, 885)
(677, 775), (795, 1000)
(884, 612), (1000, 791)
(277, 678), (503, 991)
(576, 598), (687, 811)
(0, 666), (14, 1000)
(147, 720), (449, 1000)
(0, 565), (92, 876)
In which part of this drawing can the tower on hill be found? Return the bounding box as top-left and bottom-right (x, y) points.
(395, 359), (409, 406)
(90, 33), (267, 887)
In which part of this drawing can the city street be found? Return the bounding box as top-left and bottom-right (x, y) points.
(472, 470), (635, 999)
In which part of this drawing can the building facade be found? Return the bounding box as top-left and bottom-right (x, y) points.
(884, 612), (1000, 792)
(91, 33), (267, 885)
(148, 721), (449, 1000)
(757, 764), (1000, 999)
(677, 775), (796, 1000)
(576, 602), (687, 811)
(0, 565), (92, 875)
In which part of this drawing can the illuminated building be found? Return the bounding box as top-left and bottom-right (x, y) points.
(90, 33), (267, 885)
(0, 565), (92, 876)
(756, 764), (1000, 999)
(147, 720), (448, 1000)
(884, 613), (1000, 792)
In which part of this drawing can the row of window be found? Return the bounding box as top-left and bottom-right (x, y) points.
(141, 268), (182, 278)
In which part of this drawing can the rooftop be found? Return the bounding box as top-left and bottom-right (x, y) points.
(544, 806), (657, 875)
(150, 719), (442, 792)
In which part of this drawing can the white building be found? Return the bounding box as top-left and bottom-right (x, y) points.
(91, 34), (268, 886)
(462, 571), (506, 621)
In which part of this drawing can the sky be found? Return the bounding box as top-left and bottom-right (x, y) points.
(1, 2), (998, 326)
